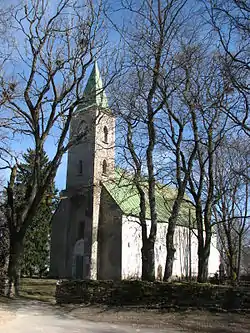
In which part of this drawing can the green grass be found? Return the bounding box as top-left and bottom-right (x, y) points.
(20, 278), (57, 303)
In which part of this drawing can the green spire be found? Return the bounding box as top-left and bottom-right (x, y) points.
(81, 62), (109, 110)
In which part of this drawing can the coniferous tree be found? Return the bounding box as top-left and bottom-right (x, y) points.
(14, 149), (58, 277)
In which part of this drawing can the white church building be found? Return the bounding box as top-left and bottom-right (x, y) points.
(50, 62), (220, 280)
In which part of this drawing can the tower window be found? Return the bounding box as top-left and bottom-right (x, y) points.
(102, 160), (107, 175)
(104, 126), (108, 143)
(79, 160), (83, 174)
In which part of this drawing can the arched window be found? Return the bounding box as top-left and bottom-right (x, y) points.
(102, 160), (107, 175)
(104, 126), (108, 143)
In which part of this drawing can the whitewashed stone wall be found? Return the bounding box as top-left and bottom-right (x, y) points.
(121, 215), (220, 279)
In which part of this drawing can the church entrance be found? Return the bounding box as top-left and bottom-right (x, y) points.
(72, 239), (85, 279)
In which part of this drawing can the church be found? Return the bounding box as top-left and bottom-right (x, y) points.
(50, 63), (220, 280)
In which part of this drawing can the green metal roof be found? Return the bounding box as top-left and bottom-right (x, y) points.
(103, 169), (194, 227)
(80, 62), (109, 110)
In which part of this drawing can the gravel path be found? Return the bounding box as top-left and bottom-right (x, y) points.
(0, 299), (177, 333)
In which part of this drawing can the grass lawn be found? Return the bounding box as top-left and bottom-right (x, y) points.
(19, 278), (57, 303)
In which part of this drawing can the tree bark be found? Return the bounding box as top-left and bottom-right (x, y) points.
(7, 233), (24, 296)
(141, 238), (155, 281)
(197, 248), (209, 283)
(197, 239), (212, 283)
(236, 234), (242, 283)
(164, 202), (181, 280)
(197, 223), (211, 283)
(164, 235), (175, 280)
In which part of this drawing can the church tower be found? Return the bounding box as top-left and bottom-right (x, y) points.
(50, 62), (115, 279)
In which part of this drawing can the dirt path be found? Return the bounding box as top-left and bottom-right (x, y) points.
(1, 298), (250, 333)
(0, 299), (176, 333)
(64, 304), (250, 333)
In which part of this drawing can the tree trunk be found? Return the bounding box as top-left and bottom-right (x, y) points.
(236, 234), (242, 282)
(164, 197), (185, 281)
(141, 244), (149, 281)
(197, 243), (210, 283)
(7, 234), (23, 297)
(147, 240), (155, 281)
(164, 225), (176, 281)
(164, 239), (175, 281)
(197, 125), (214, 283)
(227, 252), (237, 283)
(141, 239), (155, 281)
(197, 253), (208, 282)
(224, 226), (237, 283)
(141, 230), (148, 280)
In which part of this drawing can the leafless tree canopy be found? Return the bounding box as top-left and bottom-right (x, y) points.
(204, 0), (250, 135)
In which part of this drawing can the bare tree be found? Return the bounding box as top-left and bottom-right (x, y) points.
(214, 137), (250, 282)
(157, 44), (200, 281)
(183, 51), (229, 282)
(114, 66), (161, 281)
(0, 0), (108, 295)
(113, 0), (188, 281)
(204, 0), (250, 135)
(121, 114), (151, 280)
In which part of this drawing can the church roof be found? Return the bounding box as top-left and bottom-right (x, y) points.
(80, 62), (109, 110)
(103, 170), (194, 227)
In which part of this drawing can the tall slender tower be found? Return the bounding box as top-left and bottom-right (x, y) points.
(50, 62), (115, 279)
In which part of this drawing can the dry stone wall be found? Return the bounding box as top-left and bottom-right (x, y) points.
(55, 279), (250, 311)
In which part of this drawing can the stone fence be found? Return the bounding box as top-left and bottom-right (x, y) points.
(56, 279), (250, 311)
(0, 275), (7, 295)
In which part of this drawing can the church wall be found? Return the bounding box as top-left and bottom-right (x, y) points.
(97, 188), (122, 280)
(50, 191), (94, 279)
(93, 110), (116, 181)
(121, 215), (220, 279)
(50, 199), (70, 278)
(66, 108), (96, 189)
(64, 193), (93, 279)
(90, 110), (116, 279)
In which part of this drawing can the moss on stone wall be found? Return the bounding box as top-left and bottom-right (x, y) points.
(55, 279), (250, 310)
